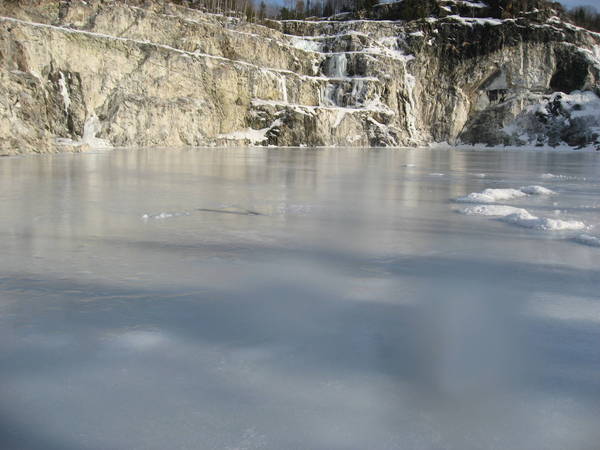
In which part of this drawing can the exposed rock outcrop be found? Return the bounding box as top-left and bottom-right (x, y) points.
(1, 0), (599, 154)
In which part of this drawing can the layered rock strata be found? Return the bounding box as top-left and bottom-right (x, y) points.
(1, 0), (599, 154)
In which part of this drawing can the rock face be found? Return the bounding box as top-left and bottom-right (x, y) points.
(1, 0), (599, 154)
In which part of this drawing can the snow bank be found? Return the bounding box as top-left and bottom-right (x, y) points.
(503, 91), (600, 149)
(446, 15), (503, 27)
(218, 128), (270, 144)
(218, 119), (282, 145)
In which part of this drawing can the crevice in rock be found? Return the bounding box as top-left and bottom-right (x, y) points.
(550, 51), (588, 93)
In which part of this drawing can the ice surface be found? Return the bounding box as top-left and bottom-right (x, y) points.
(1, 148), (599, 450)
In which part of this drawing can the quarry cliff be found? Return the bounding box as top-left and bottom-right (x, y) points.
(1, 0), (600, 154)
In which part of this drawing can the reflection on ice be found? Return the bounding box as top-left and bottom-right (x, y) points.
(0, 148), (599, 450)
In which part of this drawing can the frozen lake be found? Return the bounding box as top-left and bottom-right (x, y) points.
(1, 147), (599, 450)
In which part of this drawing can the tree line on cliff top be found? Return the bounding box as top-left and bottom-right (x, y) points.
(12, 0), (596, 30)
(276, 0), (599, 32)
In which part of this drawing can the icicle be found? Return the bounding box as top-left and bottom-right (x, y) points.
(58, 71), (70, 114)
(278, 75), (288, 104)
(326, 54), (347, 78)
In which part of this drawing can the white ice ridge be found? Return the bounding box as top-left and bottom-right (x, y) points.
(455, 185), (556, 203)
(461, 205), (586, 231)
(573, 234), (600, 247)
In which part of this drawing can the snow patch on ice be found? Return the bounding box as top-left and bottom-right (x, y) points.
(541, 173), (564, 180)
(461, 205), (528, 217)
(142, 211), (190, 220)
(456, 188), (527, 203)
(456, 186), (555, 203)
(500, 210), (586, 231)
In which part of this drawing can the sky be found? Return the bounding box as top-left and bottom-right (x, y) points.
(269, 0), (599, 10)
(559, 0), (598, 8)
